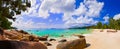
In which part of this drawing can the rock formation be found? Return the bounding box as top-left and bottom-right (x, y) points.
(0, 40), (47, 49)
(57, 36), (86, 49)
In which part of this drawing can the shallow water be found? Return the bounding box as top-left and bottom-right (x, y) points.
(25, 29), (92, 38)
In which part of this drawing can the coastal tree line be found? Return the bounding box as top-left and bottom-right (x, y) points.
(90, 18), (120, 30)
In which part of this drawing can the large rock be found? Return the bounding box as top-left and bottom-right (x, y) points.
(18, 30), (29, 34)
(49, 38), (56, 41)
(4, 30), (40, 42)
(39, 35), (48, 41)
(0, 40), (47, 49)
(57, 38), (86, 49)
(4, 30), (22, 40)
(29, 35), (38, 41)
(20, 35), (39, 42)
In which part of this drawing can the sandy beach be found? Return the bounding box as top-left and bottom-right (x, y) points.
(47, 29), (120, 49)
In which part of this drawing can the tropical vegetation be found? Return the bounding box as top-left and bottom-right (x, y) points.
(0, 0), (31, 29)
(91, 18), (120, 30)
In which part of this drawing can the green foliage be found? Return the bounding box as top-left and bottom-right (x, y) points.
(0, 0), (31, 29)
(90, 18), (120, 30)
(107, 18), (120, 30)
(0, 15), (12, 29)
(96, 22), (102, 29)
(102, 24), (108, 29)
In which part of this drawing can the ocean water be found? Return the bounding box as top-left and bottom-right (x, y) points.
(25, 29), (92, 38)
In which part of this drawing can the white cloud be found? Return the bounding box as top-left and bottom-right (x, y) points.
(11, 16), (47, 29)
(73, 3), (87, 16)
(84, 0), (104, 17)
(103, 15), (109, 23)
(77, 16), (98, 24)
(113, 14), (120, 20)
(65, 16), (98, 27)
(11, 0), (104, 29)
(26, 0), (103, 19)
(26, 0), (104, 25)
(38, 0), (75, 19)
(64, 0), (104, 27)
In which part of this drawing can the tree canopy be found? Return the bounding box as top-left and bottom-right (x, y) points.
(91, 18), (120, 30)
(0, 0), (31, 29)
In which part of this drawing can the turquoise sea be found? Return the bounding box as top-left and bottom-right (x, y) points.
(25, 29), (92, 38)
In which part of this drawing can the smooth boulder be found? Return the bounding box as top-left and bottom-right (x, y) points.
(0, 40), (47, 49)
(49, 38), (56, 41)
(57, 38), (86, 49)
(39, 35), (48, 41)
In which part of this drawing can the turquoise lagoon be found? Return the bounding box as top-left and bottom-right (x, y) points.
(25, 29), (92, 38)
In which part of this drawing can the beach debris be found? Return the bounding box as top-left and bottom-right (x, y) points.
(44, 41), (52, 46)
(59, 39), (67, 42)
(49, 38), (56, 41)
(57, 38), (86, 49)
(0, 40), (48, 49)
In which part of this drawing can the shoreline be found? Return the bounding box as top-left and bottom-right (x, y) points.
(47, 29), (120, 49)
(1, 29), (120, 49)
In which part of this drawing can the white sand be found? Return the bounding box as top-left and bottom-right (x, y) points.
(47, 29), (120, 49)
(85, 29), (120, 49)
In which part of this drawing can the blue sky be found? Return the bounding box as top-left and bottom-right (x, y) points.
(11, 0), (120, 29)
